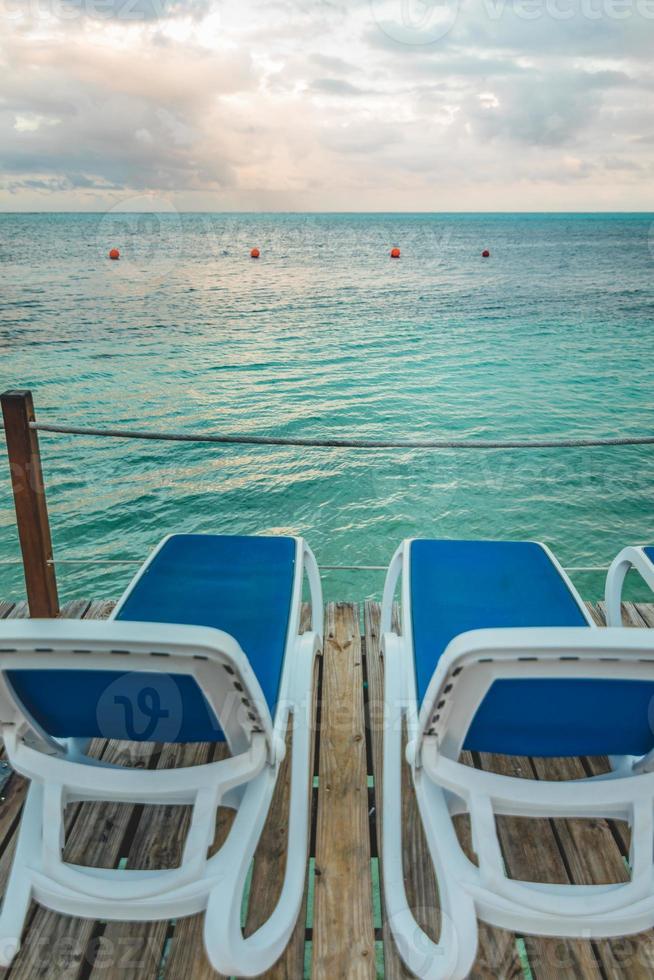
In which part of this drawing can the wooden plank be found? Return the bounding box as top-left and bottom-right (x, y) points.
(364, 602), (522, 980)
(365, 600), (426, 980)
(475, 752), (602, 979)
(470, 924), (526, 979)
(595, 600), (648, 627)
(0, 599), (103, 904)
(2, 592), (654, 977)
(585, 602), (604, 626)
(80, 599), (213, 980)
(586, 600), (654, 628)
(240, 717), (310, 979)
(87, 740), (215, 980)
(58, 599), (91, 620)
(312, 603), (375, 979)
(635, 602), (654, 627)
(0, 769), (29, 898)
(449, 784), (524, 980)
(0, 389), (59, 617)
(8, 737), (162, 980)
(5, 586), (150, 979)
(5, 601), (28, 619)
(364, 601), (407, 979)
(583, 600), (654, 975)
(531, 755), (654, 979)
(164, 917), (221, 980)
(167, 604), (316, 980)
(243, 603), (316, 980)
(163, 746), (233, 980)
(167, 604), (317, 979)
(84, 599), (117, 620)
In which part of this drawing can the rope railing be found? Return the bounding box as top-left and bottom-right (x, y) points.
(0, 556), (611, 573)
(1, 389), (651, 617)
(28, 420), (654, 450)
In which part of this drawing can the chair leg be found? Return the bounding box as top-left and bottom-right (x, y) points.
(202, 771), (294, 977)
(203, 650), (316, 977)
(382, 634), (478, 979)
(0, 783), (42, 966)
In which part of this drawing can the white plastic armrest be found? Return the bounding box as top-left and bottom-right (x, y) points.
(606, 546), (654, 627)
(382, 544), (405, 637)
(301, 542), (324, 642)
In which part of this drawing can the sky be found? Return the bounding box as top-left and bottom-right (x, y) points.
(1, 0), (653, 211)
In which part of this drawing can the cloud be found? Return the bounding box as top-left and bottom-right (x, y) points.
(308, 52), (361, 75)
(0, 18), (255, 194)
(463, 71), (626, 146)
(0, 0), (653, 209)
(11, 0), (211, 22)
(310, 77), (370, 96)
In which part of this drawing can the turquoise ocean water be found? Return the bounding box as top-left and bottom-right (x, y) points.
(1, 212), (653, 603)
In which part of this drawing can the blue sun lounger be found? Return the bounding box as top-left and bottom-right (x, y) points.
(381, 539), (654, 980)
(606, 545), (654, 626)
(0, 533), (323, 977)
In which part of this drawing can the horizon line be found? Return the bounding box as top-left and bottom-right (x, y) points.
(1, 209), (653, 216)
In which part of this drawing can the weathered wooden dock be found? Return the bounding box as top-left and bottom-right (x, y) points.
(0, 597), (653, 979)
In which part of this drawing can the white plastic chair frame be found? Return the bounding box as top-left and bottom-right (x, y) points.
(606, 546), (654, 628)
(380, 540), (654, 980)
(0, 536), (323, 977)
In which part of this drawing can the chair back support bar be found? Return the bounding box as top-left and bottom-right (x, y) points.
(415, 627), (654, 762)
(0, 620), (275, 758)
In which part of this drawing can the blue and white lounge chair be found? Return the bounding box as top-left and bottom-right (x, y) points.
(0, 533), (323, 976)
(606, 545), (654, 626)
(381, 539), (654, 980)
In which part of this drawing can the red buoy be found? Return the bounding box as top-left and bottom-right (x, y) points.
(390, 247), (401, 259)
(250, 247), (260, 259)
(109, 248), (120, 260)
(482, 249), (490, 258)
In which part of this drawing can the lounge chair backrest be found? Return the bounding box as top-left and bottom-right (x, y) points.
(416, 627), (654, 761)
(398, 538), (642, 759)
(0, 620), (274, 756)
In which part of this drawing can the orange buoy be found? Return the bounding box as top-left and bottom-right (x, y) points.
(250, 247), (260, 259)
(109, 248), (120, 260)
(482, 249), (490, 258)
(390, 247), (401, 259)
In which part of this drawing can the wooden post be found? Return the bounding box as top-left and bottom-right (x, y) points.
(1, 390), (59, 617)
